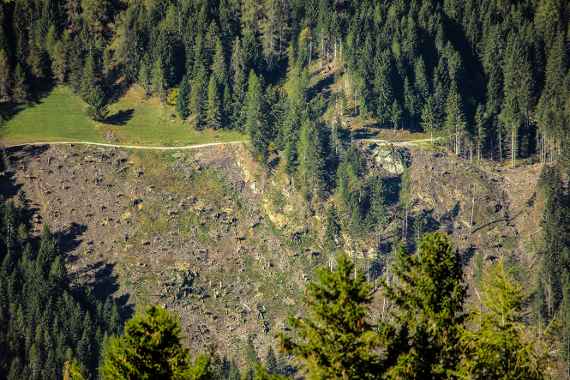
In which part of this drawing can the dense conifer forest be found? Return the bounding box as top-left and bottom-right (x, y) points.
(0, 0), (568, 163)
(0, 193), (123, 377)
(0, 0), (569, 379)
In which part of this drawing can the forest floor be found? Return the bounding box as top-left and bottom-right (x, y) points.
(0, 86), (244, 147)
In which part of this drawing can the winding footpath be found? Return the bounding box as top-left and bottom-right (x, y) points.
(2, 136), (441, 151)
(2, 140), (247, 151)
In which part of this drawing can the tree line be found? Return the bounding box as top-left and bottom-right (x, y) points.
(535, 162), (570, 371)
(0, 0), (568, 164)
(0, 198), (123, 379)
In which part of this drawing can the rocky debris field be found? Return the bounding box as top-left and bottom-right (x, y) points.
(1, 142), (544, 363)
(2, 143), (319, 362)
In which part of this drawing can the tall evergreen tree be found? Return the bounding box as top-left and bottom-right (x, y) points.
(296, 119), (326, 201)
(459, 259), (546, 380)
(381, 233), (466, 379)
(177, 76), (191, 120)
(12, 64), (28, 103)
(281, 254), (382, 379)
(206, 76), (222, 129)
(0, 50), (10, 102)
(101, 306), (211, 380)
(190, 63), (208, 130)
(245, 70), (268, 160)
(444, 82), (466, 155)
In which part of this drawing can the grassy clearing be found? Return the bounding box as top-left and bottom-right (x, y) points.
(101, 86), (244, 146)
(0, 86), (102, 145)
(0, 86), (244, 146)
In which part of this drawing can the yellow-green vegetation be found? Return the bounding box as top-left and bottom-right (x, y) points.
(101, 87), (244, 146)
(0, 86), (244, 147)
(0, 86), (101, 144)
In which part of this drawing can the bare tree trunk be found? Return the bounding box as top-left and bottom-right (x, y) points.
(511, 126), (517, 168)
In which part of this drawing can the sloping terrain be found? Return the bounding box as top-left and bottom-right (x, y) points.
(0, 143), (544, 363)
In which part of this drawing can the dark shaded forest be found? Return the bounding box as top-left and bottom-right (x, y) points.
(0, 153), (126, 379)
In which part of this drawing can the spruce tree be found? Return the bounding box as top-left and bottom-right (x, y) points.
(296, 119), (325, 201)
(444, 83), (466, 155)
(0, 50), (10, 102)
(231, 38), (247, 130)
(324, 204), (341, 253)
(206, 76), (222, 129)
(211, 38), (227, 86)
(176, 77), (190, 120)
(245, 70), (268, 160)
(152, 58), (166, 103)
(459, 259), (546, 380)
(12, 64), (28, 103)
(390, 100), (402, 130)
(190, 63), (207, 130)
(421, 97), (438, 141)
(280, 254), (382, 379)
(381, 233), (466, 379)
(100, 306), (211, 380)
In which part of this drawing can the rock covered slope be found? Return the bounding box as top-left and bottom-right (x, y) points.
(0, 143), (544, 361)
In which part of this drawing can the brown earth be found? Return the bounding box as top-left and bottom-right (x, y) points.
(1, 143), (320, 363)
(0, 143), (545, 364)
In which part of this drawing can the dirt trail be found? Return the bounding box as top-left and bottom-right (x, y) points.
(2, 140), (247, 150)
(2, 136), (440, 151)
(360, 137), (442, 147)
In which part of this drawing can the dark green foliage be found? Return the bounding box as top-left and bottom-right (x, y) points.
(380, 233), (466, 379)
(100, 306), (212, 380)
(190, 63), (208, 130)
(296, 119), (326, 201)
(535, 164), (570, 368)
(280, 254), (382, 379)
(177, 77), (191, 120)
(0, 49), (10, 102)
(0, 0), (566, 162)
(207, 76), (223, 129)
(0, 198), (122, 379)
(323, 204), (341, 253)
(12, 64), (28, 103)
(459, 259), (545, 380)
(537, 165), (570, 318)
(245, 70), (269, 160)
(80, 53), (108, 121)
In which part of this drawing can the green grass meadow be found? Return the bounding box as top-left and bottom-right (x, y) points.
(0, 86), (244, 146)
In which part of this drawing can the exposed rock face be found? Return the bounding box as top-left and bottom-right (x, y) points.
(365, 143), (410, 176)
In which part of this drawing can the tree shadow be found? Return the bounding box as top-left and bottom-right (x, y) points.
(0, 169), (23, 201)
(460, 245), (477, 268)
(0, 80), (55, 124)
(75, 260), (134, 321)
(383, 176), (402, 206)
(307, 73), (335, 102)
(106, 71), (132, 104)
(351, 128), (379, 140)
(440, 202), (461, 233)
(104, 109), (134, 126)
(0, 102), (26, 121)
(55, 222), (87, 259)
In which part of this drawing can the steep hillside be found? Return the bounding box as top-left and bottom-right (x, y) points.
(0, 143), (545, 363)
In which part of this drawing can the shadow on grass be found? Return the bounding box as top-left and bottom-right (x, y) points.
(105, 109), (135, 126)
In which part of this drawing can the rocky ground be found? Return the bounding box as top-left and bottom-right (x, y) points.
(0, 142), (544, 363)
(1, 143), (320, 362)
